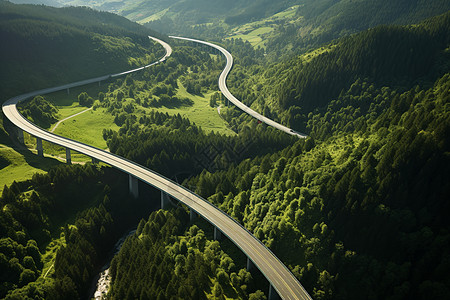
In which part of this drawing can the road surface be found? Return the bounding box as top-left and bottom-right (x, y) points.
(170, 36), (308, 138)
(2, 36), (311, 300)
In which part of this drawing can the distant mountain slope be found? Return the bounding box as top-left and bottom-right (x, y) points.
(8, 0), (62, 6)
(267, 0), (450, 54)
(46, 0), (450, 56)
(273, 11), (450, 122)
(0, 0), (163, 101)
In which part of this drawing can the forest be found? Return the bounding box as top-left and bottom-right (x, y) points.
(109, 209), (266, 299)
(227, 11), (450, 135)
(102, 11), (450, 299)
(0, 164), (159, 299)
(184, 72), (450, 298)
(1, 1), (450, 299)
(0, 0), (163, 101)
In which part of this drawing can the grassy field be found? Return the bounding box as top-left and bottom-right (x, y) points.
(0, 144), (61, 193)
(0, 70), (234, 188)
(52, 107), (118, 149)
(17, 79), (233, 164)
(226, 5), (300, 49)
(151, 81), (235, 136)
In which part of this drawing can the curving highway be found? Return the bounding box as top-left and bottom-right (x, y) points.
(2, 36), (311, 300)
(170, 36), (308, 138)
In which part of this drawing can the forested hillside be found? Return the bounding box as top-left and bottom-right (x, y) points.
(54, 0), (450, 56)
(0, 164), (159, 299)
(185, 55), (450, 300)
(109, 209), (267, 299)
(266, 0), (450, 55)
(0, 0), (163, 101)
(243, 11), (450, 133)
(1, 1), (450, 299)
(106, 12), (450, 299)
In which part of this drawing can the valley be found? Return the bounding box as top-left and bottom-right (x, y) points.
(1, 1), (450, 299)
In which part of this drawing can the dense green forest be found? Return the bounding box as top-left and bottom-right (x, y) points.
(0, 0), (164, 101)
(0, 164), (159, 299)
(103, 11), (450, 299)
(185, 61), (450, 300)
(139, 0), (450, 60)
(109, 209), (267, 299)
(2, 0), (450, 299)
(232, 11), (450, 134)
(265, 0), (450, 57)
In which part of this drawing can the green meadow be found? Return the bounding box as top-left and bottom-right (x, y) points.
(226, 5), (300, 49)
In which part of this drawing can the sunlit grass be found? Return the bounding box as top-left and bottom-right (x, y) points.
(226, 5), (300, 49)
(152, 81), (235, 136)
(0, 145), (61, 193)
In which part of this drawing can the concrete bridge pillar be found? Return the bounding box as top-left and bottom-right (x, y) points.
(268, 284), (279, 300)
(66, 148), (71, 164)
(128, 174), (139, 198)
(190, 208), (197, 222)
(214, 227), (222, 241)
(161, 190), (170, 209)
(67, 88), (70, 95)
(36, 137), (43, 157)
(92, 157), (99, 164)
(246, 257), (254, 272)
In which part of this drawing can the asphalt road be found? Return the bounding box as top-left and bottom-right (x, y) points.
(2, 36), (311, 300)
(170, 36), (308, 139)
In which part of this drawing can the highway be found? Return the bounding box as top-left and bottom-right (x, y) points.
(170, 36), (308, 138)
(2, 36), (311, 300)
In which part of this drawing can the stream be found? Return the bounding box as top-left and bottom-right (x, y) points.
(90, 229), (136, 299)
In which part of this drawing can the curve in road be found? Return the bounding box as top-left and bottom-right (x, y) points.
(2, 36), (311, 300)
(170, 36), (308, 139)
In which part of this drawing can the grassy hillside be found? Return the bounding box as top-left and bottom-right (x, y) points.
(0, 0), (164, 190)
(0, 0), (164, 102)
(236, 11), (450, 133)
(185, 39), (450, 300)
(266, 0), (450, 56)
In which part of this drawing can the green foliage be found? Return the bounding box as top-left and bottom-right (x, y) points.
(109, 209), (258, 299)
(186, 69), (450, 299)
(77, 92), (94, 107)
(0, 1), (163, 102)
(18, 96), (58, 129)
(0, 163), (153, 299)
(277, 13), (450, 114)
(266, 0), (450, 57)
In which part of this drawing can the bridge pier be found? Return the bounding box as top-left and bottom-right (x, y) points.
(92, 157), (99, 164)
(246, 257), (254, 272)
(161, 191), (170, 209)
(190, 208), (197, 222)
(214, 227), (222, 240)
(65, 148), (71, 164)
(268, 284), (280, 300)
(66, 88), (70, 95)
(36, 137), (43, 157)
(128, 174), (139, 198)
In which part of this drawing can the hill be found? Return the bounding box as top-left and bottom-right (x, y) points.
(0, 0), (163, 101)
(266, 0), (450, 55)
(182, 13), (450, 299)
(251, 11), (450, 133)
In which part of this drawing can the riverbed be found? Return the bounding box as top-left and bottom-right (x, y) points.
(90, 229), (136, 299)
